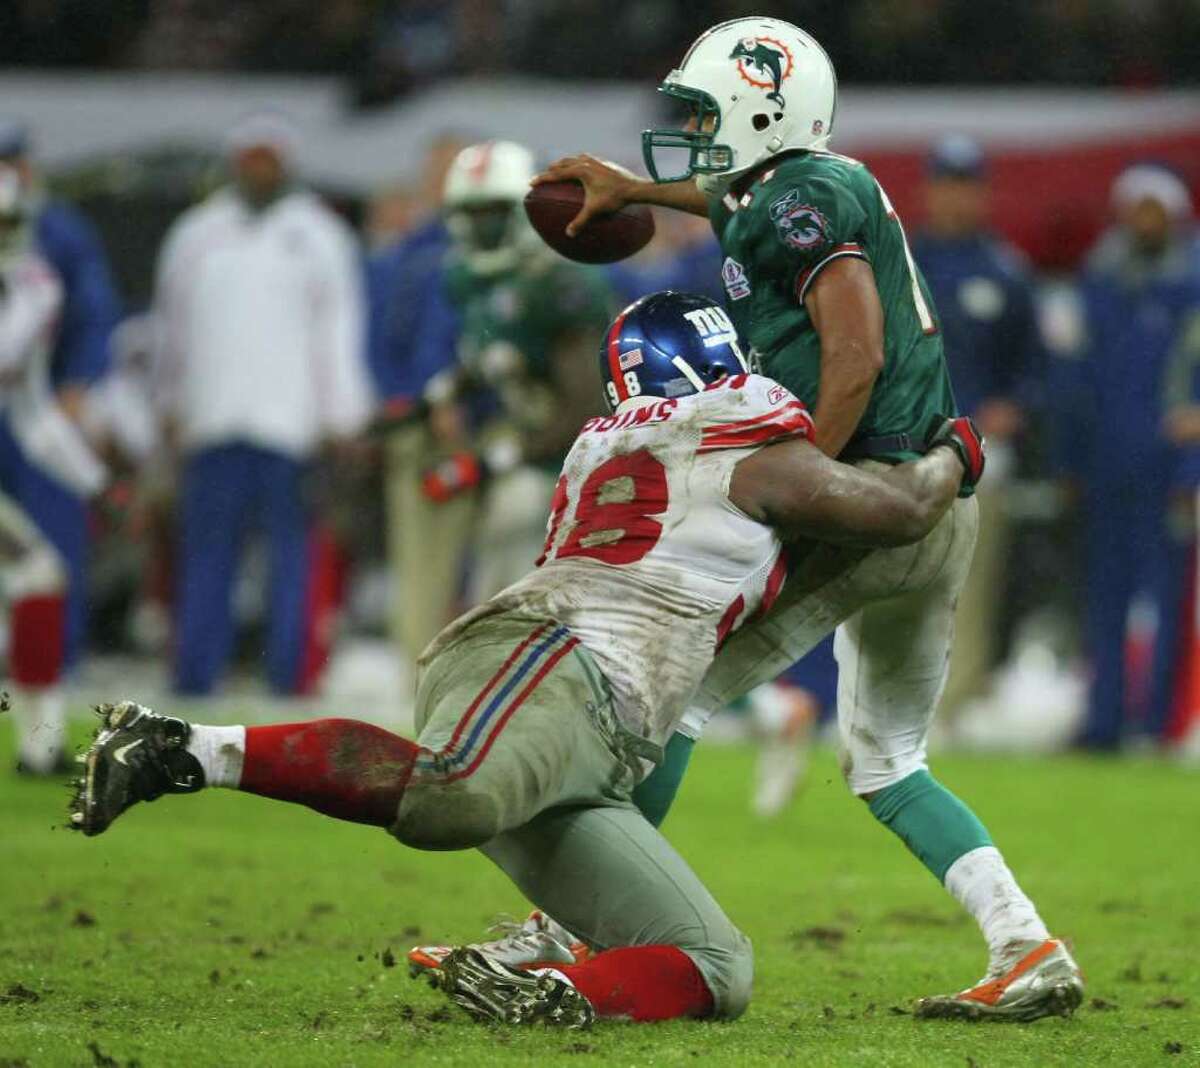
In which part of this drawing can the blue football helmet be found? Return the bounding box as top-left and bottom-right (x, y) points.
(598, 291), (751, 412)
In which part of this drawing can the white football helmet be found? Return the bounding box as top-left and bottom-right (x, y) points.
(642, 17), (837, 196)
(443, 140), (542, 275)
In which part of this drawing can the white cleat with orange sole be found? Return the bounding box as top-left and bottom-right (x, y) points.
(914, 938), (1084, 1022)
(408, 911), (590, 978)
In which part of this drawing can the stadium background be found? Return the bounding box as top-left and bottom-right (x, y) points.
(2, 4), (1200, 1065)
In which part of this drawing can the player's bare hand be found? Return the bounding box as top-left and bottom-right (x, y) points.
(533, 155), (639, 237)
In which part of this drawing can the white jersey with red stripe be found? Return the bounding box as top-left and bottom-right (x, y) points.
(427, 372), (813, 754)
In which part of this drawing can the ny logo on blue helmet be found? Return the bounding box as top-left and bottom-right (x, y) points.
(599, 291), (751, 412)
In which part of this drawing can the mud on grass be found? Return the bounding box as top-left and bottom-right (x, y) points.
(1, 717), (1197, 1066)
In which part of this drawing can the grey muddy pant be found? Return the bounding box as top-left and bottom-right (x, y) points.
(392, 611), (753, 1018)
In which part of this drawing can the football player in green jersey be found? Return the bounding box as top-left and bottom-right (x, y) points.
(527, 17), (1083, 1021)
(420, 140), (614, 601)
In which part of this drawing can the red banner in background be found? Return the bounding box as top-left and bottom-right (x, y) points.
(859, 131), (1200, 271)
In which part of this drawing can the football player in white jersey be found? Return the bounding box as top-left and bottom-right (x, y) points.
(69, 292), (975, 1027)
(0, 164), (105, 775)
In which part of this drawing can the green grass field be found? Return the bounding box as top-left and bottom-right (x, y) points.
(2, 718), (1197, 1067)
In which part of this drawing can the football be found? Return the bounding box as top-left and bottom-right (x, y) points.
(524, 179), (655, 264)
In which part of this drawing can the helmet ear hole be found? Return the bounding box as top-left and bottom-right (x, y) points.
(751, 113), (771, 132)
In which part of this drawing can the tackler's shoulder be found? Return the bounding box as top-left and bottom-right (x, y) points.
(694, 375), (813, 454)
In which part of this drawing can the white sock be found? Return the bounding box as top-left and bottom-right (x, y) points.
(186, 724), (246, 788)
(13, 688), (66, 772)
(944, 846), (1050, 968)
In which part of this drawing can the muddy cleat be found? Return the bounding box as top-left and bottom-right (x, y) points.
(68, 701), (203, 837)
(914, 938), (1084, 1022)
(428, 947), (595, 1028)
(408, 910), (589, 977)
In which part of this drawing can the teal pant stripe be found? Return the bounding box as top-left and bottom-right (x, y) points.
(867, 768), (992, 883)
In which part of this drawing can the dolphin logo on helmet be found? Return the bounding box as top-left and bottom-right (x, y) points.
(729, 37), (793, 109)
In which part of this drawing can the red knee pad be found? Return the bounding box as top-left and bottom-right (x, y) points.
(10, 594), (66, 687)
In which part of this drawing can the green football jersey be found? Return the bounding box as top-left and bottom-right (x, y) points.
(446, 256), (613, 385)
(709, 151), (957, 461)
(445, 255), (615, 466)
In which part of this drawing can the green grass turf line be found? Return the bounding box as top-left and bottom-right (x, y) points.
(0, 715), (1197, 1066)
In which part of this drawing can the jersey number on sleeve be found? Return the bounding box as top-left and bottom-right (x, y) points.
(538, 449), (669, 567)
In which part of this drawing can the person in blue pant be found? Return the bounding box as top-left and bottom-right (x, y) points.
(1063, 164), (1200, 747)
(156, 115), (371, 695)
(911, 135), (1045, 714)
(0, 119), (121, 665)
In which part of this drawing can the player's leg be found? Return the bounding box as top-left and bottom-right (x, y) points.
(630, 730), (696, 828)
(0, 493), (69, 774)
(488, 539), (861, 851)
(8, 435), (89, 668)
(939, 471), (1009, 717)
(257, 447), (312, 695)
(173, 445), (250, 695)
(407, 726), (697, 975)
(834, 497), (1082, 1019)
(392, 617), (631, 850)
(693, 538), (866, 717)
(385, 425), (476, 674)
(464, 801), (752, 1023)
(72, 614), (621, 846)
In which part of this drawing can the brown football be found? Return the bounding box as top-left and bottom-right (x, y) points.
(524, 180), (655, 264)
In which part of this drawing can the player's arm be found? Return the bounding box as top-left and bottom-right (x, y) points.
(533, 155), (708, 236)
(804, 256), (885, 458)
(730, 438), (964, 548)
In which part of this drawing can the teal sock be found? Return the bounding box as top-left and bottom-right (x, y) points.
(632, 732), (695, 828)
(868, 768), (992, 883)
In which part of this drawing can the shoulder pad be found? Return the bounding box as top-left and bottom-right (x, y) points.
(696, 374), (813, 453)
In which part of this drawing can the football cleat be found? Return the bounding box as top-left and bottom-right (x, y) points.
(68, 701), (203, 837)
(914, 938), (1084, 1022)
(408, 911), (589, 977)
(427, 947), (594, 1028)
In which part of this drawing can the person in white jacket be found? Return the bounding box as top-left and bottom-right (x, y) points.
(0, 164), (106, 772)
(154, 113), (371, 695)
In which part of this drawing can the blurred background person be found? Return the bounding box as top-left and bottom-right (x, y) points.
(1061, 163), (1200, 748)
(0, 118), (121, 667)
(366, 132), (468, 676)
(0, 162), (106, 773)
(154, 112), (371, 696)
(418, 140), (613, 603)
(912, 135), (1045, 718)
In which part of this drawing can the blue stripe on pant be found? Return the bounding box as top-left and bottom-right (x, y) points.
(175, 442), (312, 695)
(0, 420), (88, 667)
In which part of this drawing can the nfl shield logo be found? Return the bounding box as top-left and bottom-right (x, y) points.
(722, 257), (751, 301)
